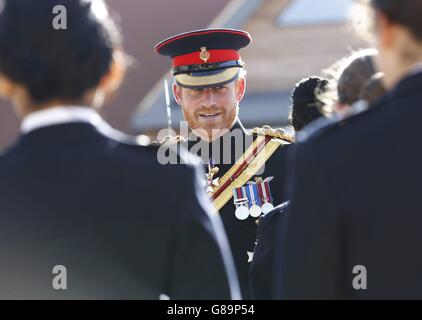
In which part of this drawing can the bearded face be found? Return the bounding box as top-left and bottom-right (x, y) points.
(173, 78), (245, 141)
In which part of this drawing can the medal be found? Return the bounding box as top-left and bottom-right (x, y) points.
(235, 205), (249, 220)
(249, 204), (262, 218)
(261, 202), (274, 214)
(247, 184), (262, 218)
(256, 177), (275, 215)
(233, 187), (249, 220)
(261, 179), (274, 214)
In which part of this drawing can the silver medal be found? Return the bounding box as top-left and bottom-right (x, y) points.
(235, 205), (249, 220)
(261, 202), (274, 214)
(249, 204), (262, 218)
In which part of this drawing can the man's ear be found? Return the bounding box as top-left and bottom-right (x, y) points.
(376, 11), (396, 49)
(98, 50), (126, 95)
(0, 74), (16, 98)
(235, 78), (246, 102)
(172, 82), (183, 106)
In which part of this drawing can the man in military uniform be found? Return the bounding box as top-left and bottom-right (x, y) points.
(155, 28), (293, 298)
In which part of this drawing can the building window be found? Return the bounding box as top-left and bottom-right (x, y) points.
(277, 0), (355, 27)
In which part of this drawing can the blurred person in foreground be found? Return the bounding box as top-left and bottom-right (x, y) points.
(275, 0), (422, 299)
(250, 76), (328, 299)
(0, 0), (239, 299)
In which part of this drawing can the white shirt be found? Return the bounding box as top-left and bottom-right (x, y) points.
(21, 106), (102, 134)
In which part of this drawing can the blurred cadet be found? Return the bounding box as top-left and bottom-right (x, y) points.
(331, 49), (380, 117)
(0, 0), (240, 299)
(249, 76), (328, 299)
(359, 72), (387, 106)
(275, 0), (422, 299)
(250, 76), (328, 296)
(296, 52), (387, 141)
(249, 201), (289, 300)
(155, 29), (293, 298)
(290, 76), (329, 132)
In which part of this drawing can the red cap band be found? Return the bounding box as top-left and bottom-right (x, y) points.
(172, 49), (240, 67)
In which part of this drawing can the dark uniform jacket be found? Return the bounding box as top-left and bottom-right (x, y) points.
(185, 120), (291, 299)
(249, 202), (289, 299)
(275, 71), (422, 299)
(0, 120), (239, 299)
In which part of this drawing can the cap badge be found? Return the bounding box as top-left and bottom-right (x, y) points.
(199, 47), (211, 63)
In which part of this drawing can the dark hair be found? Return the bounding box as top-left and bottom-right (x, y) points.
(372, 0), (422, 41)
(290, 76), (328, 132)
(337, 50), (377, 106)
(0, 0), (122, 104)
(359, 72), (387, 106)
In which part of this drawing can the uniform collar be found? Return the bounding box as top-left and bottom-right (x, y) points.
(408, 62), (422, 77)
(393, 64), (422, 100)
(187, 120), (250, 166)
(21, 106), (102, 134)
(188, 120), (247, 143)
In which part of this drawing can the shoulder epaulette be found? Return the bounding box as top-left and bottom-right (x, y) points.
(251, 125), (295, 144)
(155, 135), (187, 145)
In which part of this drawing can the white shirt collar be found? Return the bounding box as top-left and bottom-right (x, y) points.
(21, 106), (102, 134)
